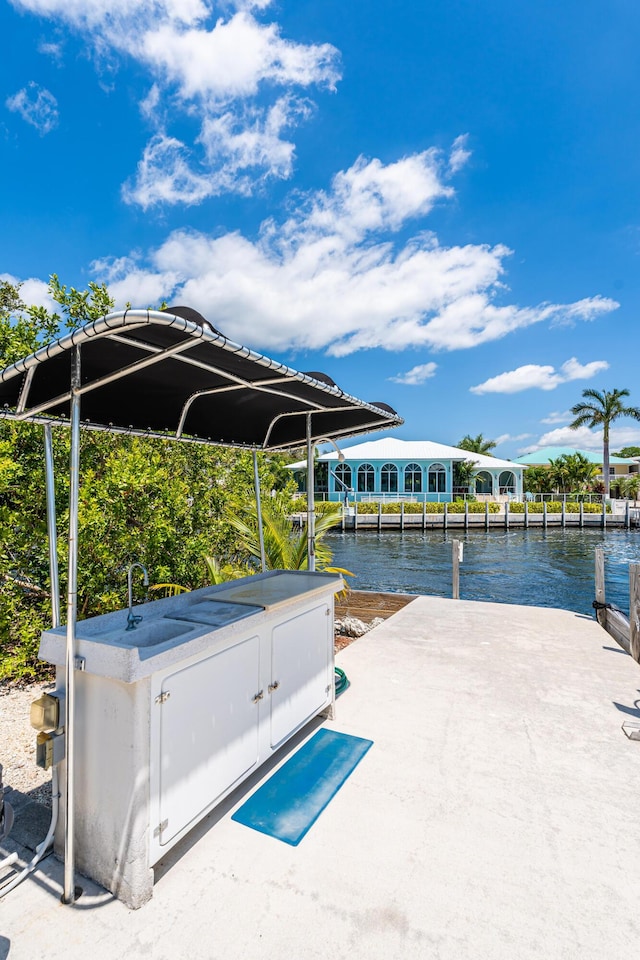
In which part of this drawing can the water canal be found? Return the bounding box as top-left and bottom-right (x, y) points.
(326, 528), (640, 618)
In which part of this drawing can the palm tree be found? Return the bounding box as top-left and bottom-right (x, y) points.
(457, 433), (497, 456)
(569, 388), (640, 497)
(225, 497), (343, 571)
(619, 474), (640, 507)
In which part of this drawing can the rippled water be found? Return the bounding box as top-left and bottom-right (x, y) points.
(326, 528), (640, 617)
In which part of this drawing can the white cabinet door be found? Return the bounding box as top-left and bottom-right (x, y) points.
(270, 603), (331, 749)
(158, 634), (260, 845)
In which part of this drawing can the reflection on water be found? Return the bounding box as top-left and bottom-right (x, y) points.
(326, 528), (640, 617)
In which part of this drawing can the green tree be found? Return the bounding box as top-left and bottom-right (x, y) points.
(618, 474), (640, 506)
(612, 446), (640, 458)
(453, 459), (478, 492)
(523, 465), (554, 495)
(0, 276), (297, 682)
(220, 497), (343, 572)
(570, 389), (640, 497)
(457, 433), (497, 456)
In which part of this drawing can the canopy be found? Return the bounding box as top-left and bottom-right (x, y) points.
(0, 306), (402, 447)
(0, 304), (402, 905)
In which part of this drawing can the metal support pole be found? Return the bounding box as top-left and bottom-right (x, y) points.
(306, 415), (315, 572)
(63, 346), (81, 905)
(44, 424), (61, 629)
(252, 451), (266, 573)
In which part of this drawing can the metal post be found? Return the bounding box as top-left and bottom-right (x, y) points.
(485, 500), (489, 531)
(306, 415), (315, 572)
(252, 451), (266, 573)
(44, 425), (61, 629)
(63, 346), (81, 905)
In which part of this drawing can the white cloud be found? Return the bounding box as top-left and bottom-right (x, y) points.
(448, 134), (470, 174)
(470, 357), (610, 395)
(91, 151), (619, 356)
(521, 424), (640, 455)
(11, 1), (340, 204)
(38, 40), (63, 61)
(540, 410), (571, 425)
(494, 433), (532, 446)
(5, 82), (58, 135)
(389, 362), (438, 385)
(0, 273), (58, 314)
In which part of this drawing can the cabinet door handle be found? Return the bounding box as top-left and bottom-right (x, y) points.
(268, 681), (280, 693)
(252, 690), (264, 704)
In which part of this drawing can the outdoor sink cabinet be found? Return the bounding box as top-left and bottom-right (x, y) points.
(39, 570), (342, 908)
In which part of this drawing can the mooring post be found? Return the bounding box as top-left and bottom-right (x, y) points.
(625, 499), (630, 530)
(378, 501), (382, 532)
(422, 499), (426, 531)
(602, 500), (606, 529)
(400, 501), (405, 531)
(630, 564), (640, 663)
(464, 501), (468, 530)
(595, 547), (606, 629)
(580, 501), (584, 528)
(452, 538), (463, 599)
(543, 501), (547, 529)
(505, 500), (509, 530)
(524, 500), (529, 529)
(443, 501), (448, 530)
(561, 500), (566, 528)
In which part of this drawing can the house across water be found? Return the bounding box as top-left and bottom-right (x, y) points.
(289, 438), (525, 503)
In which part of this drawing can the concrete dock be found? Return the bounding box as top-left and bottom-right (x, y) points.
(2, 595), (640, 959)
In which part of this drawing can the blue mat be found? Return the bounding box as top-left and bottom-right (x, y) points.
(231, 729), (373, 845)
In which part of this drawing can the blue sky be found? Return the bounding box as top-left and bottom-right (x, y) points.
(2, 0), (640, 459)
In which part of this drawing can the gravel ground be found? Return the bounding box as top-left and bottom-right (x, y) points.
(0, 681), (54, 807)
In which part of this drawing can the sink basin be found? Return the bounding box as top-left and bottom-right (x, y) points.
(175, 599), (263, 628)
(100, 617), (199, 648)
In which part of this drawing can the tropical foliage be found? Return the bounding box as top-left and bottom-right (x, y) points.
(456, 433), (496, 455)
(0, 277), (300, 682)
(570, 388), (640, 497)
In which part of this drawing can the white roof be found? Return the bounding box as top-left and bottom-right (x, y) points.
(289, 438), (523, 471)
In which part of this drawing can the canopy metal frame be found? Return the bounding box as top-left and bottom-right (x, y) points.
(0, 307), (402, 903)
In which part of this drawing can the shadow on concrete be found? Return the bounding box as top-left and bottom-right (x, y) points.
(0, 935), (10, 959)
(154, 714), (325, 885)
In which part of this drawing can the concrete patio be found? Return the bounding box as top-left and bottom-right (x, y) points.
(2, 595), (639, 960)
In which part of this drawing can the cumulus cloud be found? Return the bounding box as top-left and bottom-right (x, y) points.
(0, 272), (59, 313)
(470, 357), (610, 395)
(388, 362), (437, 385)
(520, 424), (640, 455)
(5, 82), (58, 135)
(11, 0), (340, 204)
(90, 150), (619, 356)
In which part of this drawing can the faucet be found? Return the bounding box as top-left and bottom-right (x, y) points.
(126, 563), (149, 631)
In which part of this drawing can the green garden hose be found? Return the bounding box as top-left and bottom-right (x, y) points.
(335, 666), (350, 697)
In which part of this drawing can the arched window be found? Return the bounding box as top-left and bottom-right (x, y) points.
(381, 463), (398, 493)
(428, 462), (446, 493)
(357, 462), (375, 493)
(499, 471), (516, 494)
(334, 462), (352, 492)
(404, 462), (422, 493)
(475, 471), (493, 495)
